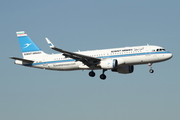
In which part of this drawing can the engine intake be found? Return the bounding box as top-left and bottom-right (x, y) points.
(100, 59), (118, 69)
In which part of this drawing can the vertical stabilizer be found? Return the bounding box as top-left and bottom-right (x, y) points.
(16, 31), (46, 59)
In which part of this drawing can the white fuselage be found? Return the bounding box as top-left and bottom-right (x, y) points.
(17, 45), (172, 71)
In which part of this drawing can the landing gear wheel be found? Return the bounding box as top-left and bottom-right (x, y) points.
(89, 71), (95, 77)
(149, 69), (154, 73)
(148, 63), (154, 73)
(100, 74), (106, 80)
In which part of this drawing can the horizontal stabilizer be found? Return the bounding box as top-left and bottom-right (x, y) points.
(10, 57), (34, 63)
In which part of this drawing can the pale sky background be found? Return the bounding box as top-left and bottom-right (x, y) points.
(0, 0), (179, 120)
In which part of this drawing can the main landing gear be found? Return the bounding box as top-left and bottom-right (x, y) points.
(148, 63), (154, 73)
(88, 69), (107, 80)
(89, 70), (95, 77)
(100, 69), (107, 80)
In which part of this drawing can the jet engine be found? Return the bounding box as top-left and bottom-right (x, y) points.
(100, 59), (118, 69)
(112, 65), (134, 74)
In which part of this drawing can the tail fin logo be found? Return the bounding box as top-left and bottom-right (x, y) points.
(23, 43), (32, 49)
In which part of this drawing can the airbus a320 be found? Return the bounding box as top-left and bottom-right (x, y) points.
(10, 31), (173, 80)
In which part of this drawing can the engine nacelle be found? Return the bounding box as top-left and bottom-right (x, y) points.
(112, 65), (134, 74)
(100, 59), (118, 69)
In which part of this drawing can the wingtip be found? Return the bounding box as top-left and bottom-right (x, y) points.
(45, 38), (54, 48)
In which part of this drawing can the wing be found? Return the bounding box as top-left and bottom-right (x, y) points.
(45, 38), (101, 65)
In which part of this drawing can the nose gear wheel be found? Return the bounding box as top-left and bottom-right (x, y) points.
(148, 63), (154, 73)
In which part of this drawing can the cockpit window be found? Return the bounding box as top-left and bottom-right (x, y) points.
(156, 48), (166, 51)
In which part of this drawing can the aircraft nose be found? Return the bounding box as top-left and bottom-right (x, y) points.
(165, 52), (173, 60)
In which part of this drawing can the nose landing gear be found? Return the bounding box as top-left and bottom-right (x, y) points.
(149, 69), (154, 73)
(148, 63), (154, 73)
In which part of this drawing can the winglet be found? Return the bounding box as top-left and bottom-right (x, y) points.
(45, 38), (55, 48)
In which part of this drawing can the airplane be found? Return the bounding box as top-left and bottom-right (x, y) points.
(10, 31), (173, 80)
